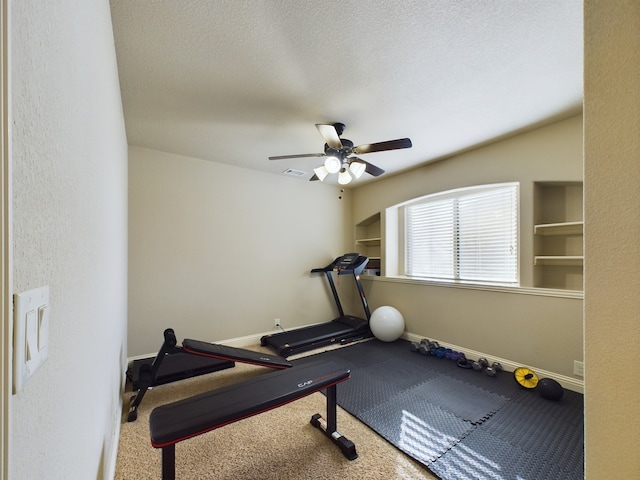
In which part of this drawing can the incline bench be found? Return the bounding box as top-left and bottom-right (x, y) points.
(149, 360), (357, 479)
(128, 328), (292, 422)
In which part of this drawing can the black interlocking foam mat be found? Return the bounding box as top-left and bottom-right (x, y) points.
(294, 339), (584, 480)
(359, 389), (474, 463)
(408, 376), (509, 424)
(336, 357), (440, 413)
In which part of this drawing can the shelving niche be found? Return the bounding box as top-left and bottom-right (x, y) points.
(355, 212), (381, 275)
(533, 182), (583, 290)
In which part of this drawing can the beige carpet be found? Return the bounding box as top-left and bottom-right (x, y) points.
(115, 344), (438, 479)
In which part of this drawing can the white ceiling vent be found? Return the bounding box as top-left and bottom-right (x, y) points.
(282, 168), (307, 177)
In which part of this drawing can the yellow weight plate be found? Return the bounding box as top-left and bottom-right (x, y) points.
(514, 367), (539, 389)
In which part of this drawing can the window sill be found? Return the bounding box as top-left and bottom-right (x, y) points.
(361, 275), (583, 299)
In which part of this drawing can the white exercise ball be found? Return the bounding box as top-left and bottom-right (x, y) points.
(370, 306), (405, 342)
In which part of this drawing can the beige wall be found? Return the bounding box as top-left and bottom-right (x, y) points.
(584, 1), (640, 477)
(354, 115), (583, 288)
(365, 280), (582, 374)
(352, 116), (584, 379)
(10, 1), (128, 479)
(128, 147), (353, 356)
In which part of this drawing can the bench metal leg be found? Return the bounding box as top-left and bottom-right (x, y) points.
(161, 444), (175, 480)
(128, 329), (179, 422)
(310, 384), (358, 460)
(326, 383), (337, 432)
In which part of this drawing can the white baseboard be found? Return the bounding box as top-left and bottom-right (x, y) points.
(127, 328), (584, 394)
(402, 332), (584, 394)
(106, 408), (122, 480)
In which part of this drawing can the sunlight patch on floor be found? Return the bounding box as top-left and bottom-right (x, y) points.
(439, 442), (505, 480)
(399, 409), (458, 463)
(399, 409), (507, 480)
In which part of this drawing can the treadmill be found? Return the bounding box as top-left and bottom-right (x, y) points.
(260, 253), (373, 357)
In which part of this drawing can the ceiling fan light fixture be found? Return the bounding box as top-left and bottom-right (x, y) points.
(324, 156), (341, 174)
(338, 168), (352, 185)
(269, 122), (408, 182)
(313, 165), (329, 181)
(349, 161), (366, 179)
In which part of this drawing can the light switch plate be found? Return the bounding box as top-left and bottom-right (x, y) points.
(14, 286), (50, 393)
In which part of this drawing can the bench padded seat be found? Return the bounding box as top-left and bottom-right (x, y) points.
(150, 360), (349, 448)
(182, 338), (292, 369)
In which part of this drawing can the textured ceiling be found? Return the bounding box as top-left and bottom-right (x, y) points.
(110, 0), (583, 186)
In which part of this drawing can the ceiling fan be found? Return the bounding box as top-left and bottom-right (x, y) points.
(269, 123), (412, 185)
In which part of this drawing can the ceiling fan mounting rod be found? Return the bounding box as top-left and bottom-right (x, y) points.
(325, 138), (353, 159)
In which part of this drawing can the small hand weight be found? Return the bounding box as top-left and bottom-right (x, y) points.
(485, 362), (503, 377)
(472, 357), (489, 371)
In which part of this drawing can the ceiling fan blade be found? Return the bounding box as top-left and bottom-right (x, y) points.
(353, 157), (385, 177)
(309, 174), (320, 181)
(315, 124), (343, 150)
(268, 153), (324, 160)
(349, 156), (385, 177)
(353, 138), (412, 155)
(364, 162), (385, 177)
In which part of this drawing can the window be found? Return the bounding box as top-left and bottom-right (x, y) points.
(404, 183), (519, 285)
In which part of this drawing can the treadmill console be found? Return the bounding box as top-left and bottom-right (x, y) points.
(332, 253), (369, 274)
(311, 253), (369, 275)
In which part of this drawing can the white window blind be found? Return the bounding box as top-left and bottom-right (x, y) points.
(405, 183), (518, 284)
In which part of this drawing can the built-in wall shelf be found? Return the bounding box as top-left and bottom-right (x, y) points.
(355, 213), (382, 274)
(533, 182), (583, 290)
(355, 237), (381, 245)
(534, 255), (584, 266)
(534, 221), (583, 236)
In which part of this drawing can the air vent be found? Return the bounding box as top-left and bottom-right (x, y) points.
(282, 168), (307, 177)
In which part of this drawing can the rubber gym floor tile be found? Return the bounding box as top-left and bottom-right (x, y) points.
(358, 355), (441, 388)
(404, 346), (526, 400)
(336, 357), (441, 413)
(512, 387), (584, 425)
(358, 390), (474, 464)
(431, 428), (583, 480)
(445, 365), (526, 400)
(334, 338), (415, 367)
(480, 401), (584, 466)
(407, 376), (509, 425)
(294, 339), (400, 369)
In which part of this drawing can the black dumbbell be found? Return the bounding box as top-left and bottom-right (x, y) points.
(456, 354), (472, 369)
(472, 357), (489, 371)
(485, 362), (503, 377)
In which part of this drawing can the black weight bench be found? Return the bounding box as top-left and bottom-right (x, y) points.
(127, 328), (292, 422)
(149, 360), (357, 479)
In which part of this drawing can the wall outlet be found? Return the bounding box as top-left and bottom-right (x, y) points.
(274, 318), (281, 328)
(573, 360), (584, 377)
